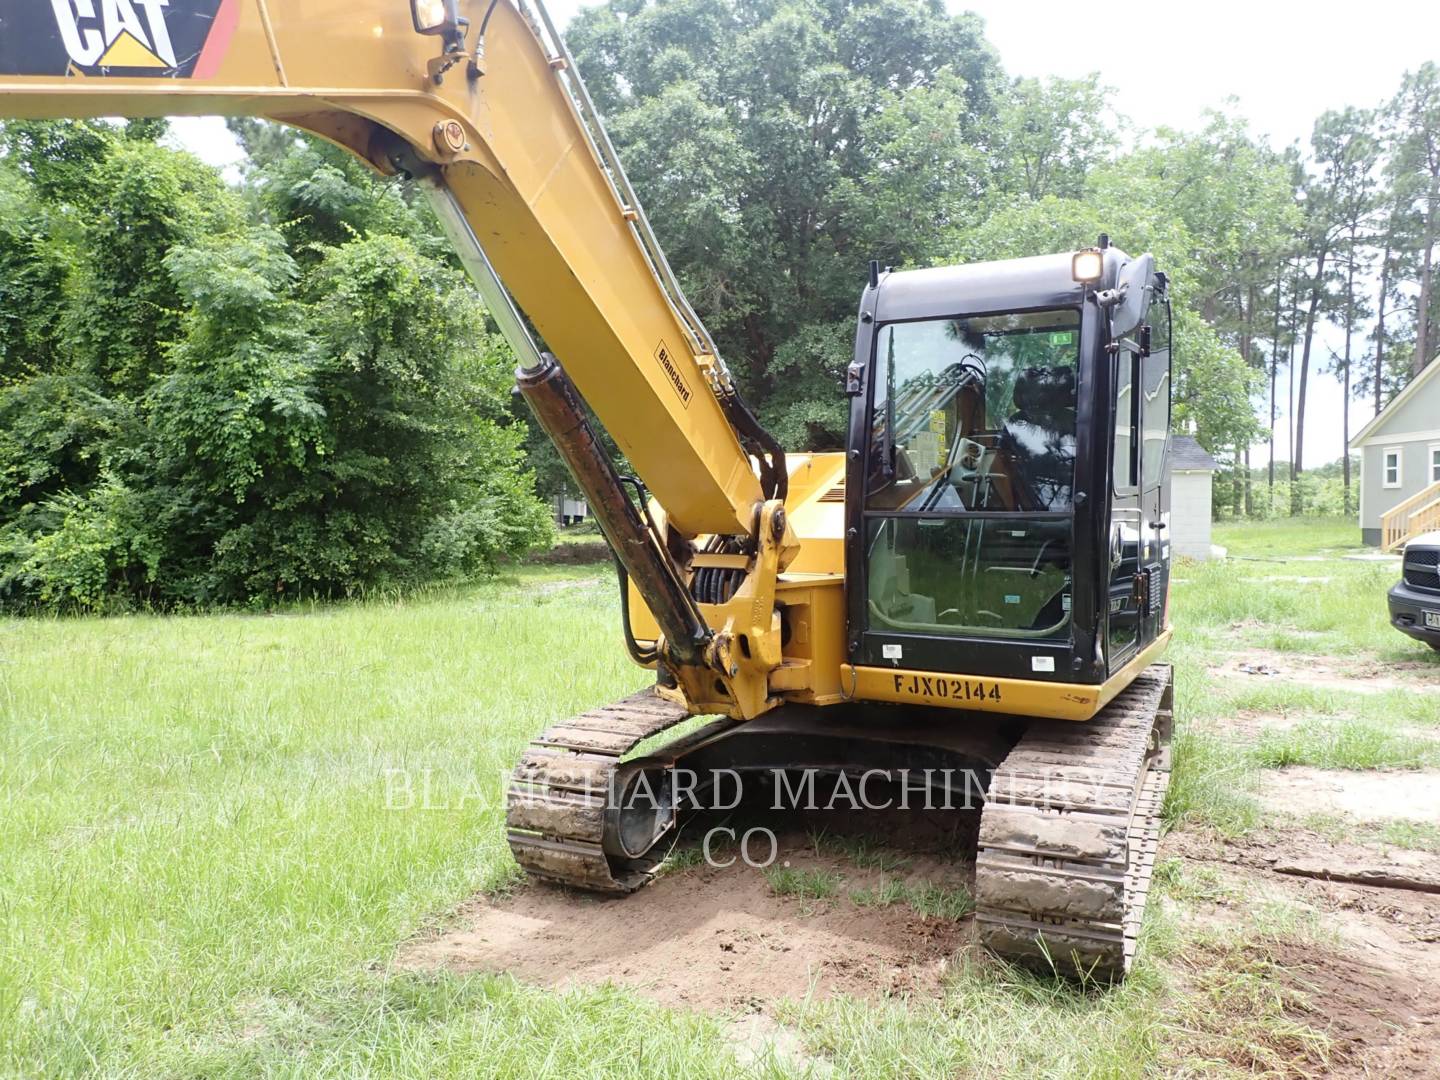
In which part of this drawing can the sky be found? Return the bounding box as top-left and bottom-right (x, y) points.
(168, 0), (1440, 467)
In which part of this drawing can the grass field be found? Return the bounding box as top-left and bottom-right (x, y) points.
(1, 519), (1435, 1077)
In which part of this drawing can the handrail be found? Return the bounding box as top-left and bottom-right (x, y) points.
(1385, 479), (1440, 520)
(1383, 479), (1440, 550)
(1402, 497), (1440, 544)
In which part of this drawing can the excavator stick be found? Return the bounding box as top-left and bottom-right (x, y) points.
(515, 353), (709, 670)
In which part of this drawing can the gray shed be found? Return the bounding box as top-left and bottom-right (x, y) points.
(1168, 436), (1220, 560)
(1348, 359), (1440, 548)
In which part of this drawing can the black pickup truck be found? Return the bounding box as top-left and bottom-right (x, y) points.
(1390, 532), (1440, 651)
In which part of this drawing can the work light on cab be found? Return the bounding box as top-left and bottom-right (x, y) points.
(1071, 248), (1104, 283)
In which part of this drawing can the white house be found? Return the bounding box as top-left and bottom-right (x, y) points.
(1168, 436), (1220, 560)
(553, 495), (589, 526)
(1349, 360), (1440, 548)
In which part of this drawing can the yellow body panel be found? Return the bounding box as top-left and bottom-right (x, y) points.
(841, 631), (1173, 721)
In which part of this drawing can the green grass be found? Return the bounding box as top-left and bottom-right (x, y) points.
(0, 562), (1239, 1078)
(1171, 557), (1426, 662)
(763, 866), (843, 906)
(806, 830), (913, 873)
(849, 878), (974, 920)
(773, 959), (1169, 1078)
(1378, 819), (1440, 852)
(1249, 719), (1440, 770)
(1162, 727), (1261, 835)
(3, 518), (1429, 1077)
(1211, 515), (1367, 558)
(1161, 520), (1439, 835)
(2, 565), (762, 1077)
(1296, 814), (1440, 854)
(848, 878), (910, 909)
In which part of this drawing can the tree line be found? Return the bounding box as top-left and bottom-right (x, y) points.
(569, 0), (1440, 518)
(0, 119), (551, 611)
(3, 0), (1437, 610)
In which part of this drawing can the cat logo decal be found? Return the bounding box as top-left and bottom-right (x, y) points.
(0, 0), (240, 79)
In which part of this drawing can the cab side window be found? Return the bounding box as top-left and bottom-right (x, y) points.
(1140, 305), (1171, 492)
(1113, 352), (1137, 492)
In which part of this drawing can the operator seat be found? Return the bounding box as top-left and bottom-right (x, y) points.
(1000, 367), (1077, 511)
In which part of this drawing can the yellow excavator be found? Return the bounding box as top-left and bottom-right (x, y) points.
(0, 0), (1174, 979)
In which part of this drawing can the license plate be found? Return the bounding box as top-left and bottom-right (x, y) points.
(1426, 611), (1440, 630)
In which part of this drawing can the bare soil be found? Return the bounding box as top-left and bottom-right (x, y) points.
(396, 717), (1440, 1072)
(1258, 766), (1440, 825)
(401, 814), (1440, 1072)
(1169, 935), (1440, 1078)
(1210, 648), (1440, 695)
(1168, 825), (1440, 1077)
(399, 811), (978, 1012)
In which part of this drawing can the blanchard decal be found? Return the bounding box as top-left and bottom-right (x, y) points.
(0, 0), (240, 79)
(654, 340), (692, 409)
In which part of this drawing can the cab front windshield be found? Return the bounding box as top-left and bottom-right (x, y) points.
(865, 309), (1080, 642)
(867, 310), (1081, 513)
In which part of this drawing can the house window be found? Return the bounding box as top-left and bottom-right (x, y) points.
(1431, 443), (1440, 485)
(1383, 447), (1402, 489)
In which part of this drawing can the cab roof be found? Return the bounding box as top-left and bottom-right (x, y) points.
(873, 248), (1132, 323)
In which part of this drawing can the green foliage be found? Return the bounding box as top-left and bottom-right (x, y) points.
(570, 0), (1003, 449)
(0, 118), (115, 205)
(1227, 463), (1358, 521)
(67, 140), (238, 398)
(952, 167), (1266, 454)
(0, 123), (550, 612)
(0, 169), (68, 384)
(572, 1), (1295, 462)
(990, 74), (1114, 201)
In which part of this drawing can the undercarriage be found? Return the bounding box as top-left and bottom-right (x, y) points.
(507, 664), (1173, 981)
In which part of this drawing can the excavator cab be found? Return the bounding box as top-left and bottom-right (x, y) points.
(845, 245), (1173, 689)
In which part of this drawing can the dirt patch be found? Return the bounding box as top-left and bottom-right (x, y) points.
(398, 818), (975, 1012)
(1170, 936), (1439, 1077)
(1211, 649), (1440, 695)
(1167, 825), (1440, 1076)
(1169, 826), (1440, 947)
(1215, 710), (1314, 740)
(1258, 767), (1440, 825)
(726, 1013), (833, 1076)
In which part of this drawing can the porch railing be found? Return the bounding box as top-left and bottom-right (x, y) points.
(1382, 479), (1440, 551)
